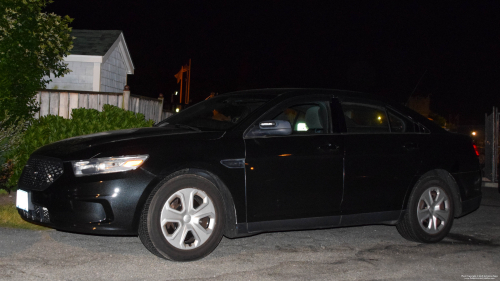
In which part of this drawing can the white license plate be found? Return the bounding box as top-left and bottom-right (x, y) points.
(16, 189), (29, 211)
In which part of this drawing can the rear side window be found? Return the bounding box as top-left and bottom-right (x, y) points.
(387, 109), (414, 133)
(414, 123), (430, 134)
(341, 103), (389, 133)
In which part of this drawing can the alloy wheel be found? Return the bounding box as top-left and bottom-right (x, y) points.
(160, 188), (216, 250)
(416, 186), (450, 234)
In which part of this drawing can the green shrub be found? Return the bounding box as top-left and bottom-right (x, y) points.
(4, 105), (154, 190)
(0, 112), (27, 192)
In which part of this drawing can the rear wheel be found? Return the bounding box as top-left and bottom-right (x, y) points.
(139, 174), (225, 261)
(397, 176), (454, 243)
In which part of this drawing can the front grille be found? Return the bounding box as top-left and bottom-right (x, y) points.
(19, 204), (51, 223)
(19, 156), (64, 191)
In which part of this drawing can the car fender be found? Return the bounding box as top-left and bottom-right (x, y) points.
(132, 164), (240, 238)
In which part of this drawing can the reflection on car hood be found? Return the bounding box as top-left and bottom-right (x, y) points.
(33, 127), (224, 159)
(56, 127), (197, 144)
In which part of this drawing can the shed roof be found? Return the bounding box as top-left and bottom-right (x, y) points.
(67, 29), (134, 74)
(70, 30), (123, 56)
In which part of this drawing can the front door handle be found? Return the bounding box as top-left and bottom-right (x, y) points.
(318, 143), (340, 151)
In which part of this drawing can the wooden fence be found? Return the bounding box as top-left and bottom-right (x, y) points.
(33, 89), (174, 123)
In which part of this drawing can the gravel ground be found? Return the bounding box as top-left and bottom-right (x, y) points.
(0, 187), (499, 281)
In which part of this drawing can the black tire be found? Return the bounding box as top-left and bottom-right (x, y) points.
(139, 174), (225, 261)
(397, 176), (455, 243)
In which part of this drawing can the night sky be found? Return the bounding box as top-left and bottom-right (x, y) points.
(44, 1), (500, 125)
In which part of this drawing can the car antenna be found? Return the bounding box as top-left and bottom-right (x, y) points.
(405, 69), (427, 106)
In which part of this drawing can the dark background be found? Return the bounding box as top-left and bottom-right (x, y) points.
(45, 1), (500, 125)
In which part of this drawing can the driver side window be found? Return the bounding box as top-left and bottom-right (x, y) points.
(272, 102), (329, 134)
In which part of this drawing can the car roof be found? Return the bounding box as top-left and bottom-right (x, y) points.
(223, 88), (386, 100)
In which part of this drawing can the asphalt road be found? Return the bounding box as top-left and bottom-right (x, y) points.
(1, 187), (499, 281)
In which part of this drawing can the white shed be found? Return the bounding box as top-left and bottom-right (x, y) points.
(45, 30), (134, 92)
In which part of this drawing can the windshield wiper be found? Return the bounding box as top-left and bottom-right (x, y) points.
(154, 120), (169, 127)
(174, 124), (201, 132)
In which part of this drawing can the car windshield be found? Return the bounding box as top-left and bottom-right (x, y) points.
(156, 94), (275, 131)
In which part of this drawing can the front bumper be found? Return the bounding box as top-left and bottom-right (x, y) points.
(18, 163), (156, 235)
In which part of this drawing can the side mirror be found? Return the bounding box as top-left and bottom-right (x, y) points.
(258, 120), (292, 136)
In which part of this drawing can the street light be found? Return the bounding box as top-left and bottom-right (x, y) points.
(171, 91), (179, 103)
(472, 131), (477, 136)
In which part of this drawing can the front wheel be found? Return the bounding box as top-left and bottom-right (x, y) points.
(139, 174), (225, 261)
(397, 176), (454, 243)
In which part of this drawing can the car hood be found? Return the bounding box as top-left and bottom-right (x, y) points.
(33, 127), (225, 160)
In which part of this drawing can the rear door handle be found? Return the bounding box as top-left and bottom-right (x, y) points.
(403, 142), (418, 151)
(318, 143), (339, 151)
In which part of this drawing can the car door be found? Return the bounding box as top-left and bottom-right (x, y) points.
(339, 99), (422, 216)
(244, 95), (344, 232)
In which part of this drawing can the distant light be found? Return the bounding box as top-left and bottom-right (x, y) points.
(377, 116), (381, 120)
(175, 91), (178, 95)
(175, 108), (180, 113)
(471, 131), (477, 136)
(279, 154), (292, 157)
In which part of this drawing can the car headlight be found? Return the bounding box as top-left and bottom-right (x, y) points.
(72, 155), (149, 177)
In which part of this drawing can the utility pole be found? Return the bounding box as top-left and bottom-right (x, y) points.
(405, 69), (427, 106)
(179, 73), (183, 104)
(186, 59), (191, 104)
(174, 66), (186, 104)
(174, 60), (192, 106)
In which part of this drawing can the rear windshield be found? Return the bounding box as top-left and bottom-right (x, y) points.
(156, 94), (274, 131)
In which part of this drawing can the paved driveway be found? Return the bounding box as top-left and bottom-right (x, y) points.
(1, 187), (499, 281)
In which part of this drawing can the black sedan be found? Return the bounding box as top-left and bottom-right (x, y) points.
(16, 89), (482, 261)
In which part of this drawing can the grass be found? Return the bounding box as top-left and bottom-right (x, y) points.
(0, 189), (7, 195)
(0, 204), (49, 230)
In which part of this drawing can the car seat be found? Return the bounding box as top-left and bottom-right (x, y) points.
(305, 106), (324, 133)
